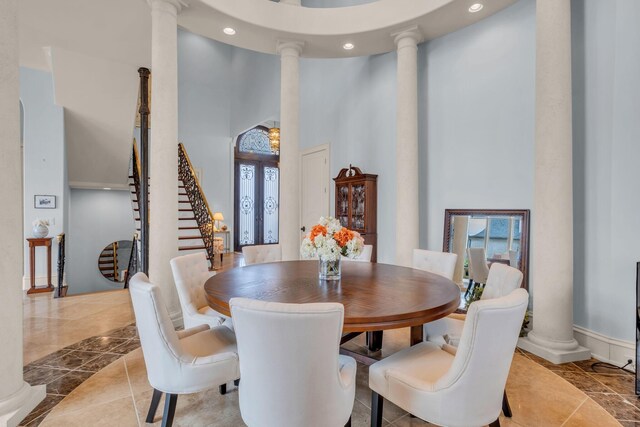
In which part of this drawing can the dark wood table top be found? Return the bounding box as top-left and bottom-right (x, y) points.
(204, 260), (461, 332)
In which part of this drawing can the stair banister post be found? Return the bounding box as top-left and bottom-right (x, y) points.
(138, 67), (151, 275)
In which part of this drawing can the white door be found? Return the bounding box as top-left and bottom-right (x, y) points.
(300, 145), (330, 236)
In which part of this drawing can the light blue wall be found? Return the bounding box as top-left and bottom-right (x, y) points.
(66, 189), (135, 295)
(178, 29), (234, 234)
(299, 54), (397, 262)
(19, 67), (67, 285)
(421, 0), (535, 253)
(230, 46), (280, 136)
(572, 0), (640, 341)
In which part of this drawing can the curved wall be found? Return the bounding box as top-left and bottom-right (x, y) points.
(174, 0), (640, 346)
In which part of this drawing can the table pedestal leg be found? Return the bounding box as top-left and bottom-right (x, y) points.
(366, 331), (383, 352)
(410, 325), (423, 346)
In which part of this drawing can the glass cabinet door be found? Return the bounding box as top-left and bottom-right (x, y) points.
(351, 184), (366, 231)
(337, 184), (350, 227)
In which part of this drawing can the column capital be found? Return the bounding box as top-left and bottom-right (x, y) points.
(392, 26), (422, 50)
(147, 0), (184, 15)
(276, 40), (304, 57)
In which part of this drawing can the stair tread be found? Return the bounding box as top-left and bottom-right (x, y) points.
(179, 226), (200, 230)
(179, 235), (203, 240)
(179, 245), (206, 251)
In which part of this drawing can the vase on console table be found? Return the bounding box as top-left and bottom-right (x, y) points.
(32, 219), (49, 238)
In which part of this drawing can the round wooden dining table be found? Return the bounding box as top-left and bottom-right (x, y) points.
(204, 260), (461, 353)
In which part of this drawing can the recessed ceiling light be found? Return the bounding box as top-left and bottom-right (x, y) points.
(468, 3), (483, 12)
(223, 27), (236, 35)
(343, 43), (355, 50)
(103, 187), (111, 190)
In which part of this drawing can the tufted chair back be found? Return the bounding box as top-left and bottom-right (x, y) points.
(230, 298), (356, 427)
(242, 244), (282, 265)
(481, 263), (523, 300)
(170, 252), (215, 323)
(428, 289), (528, 425)
(412, 249), (458, 280)
(342, 244), (373, 263)
(129, 273), (239, 394)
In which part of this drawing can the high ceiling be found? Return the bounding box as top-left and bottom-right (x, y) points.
(18, 0), (516, 188)
(182, 0), (517, 58)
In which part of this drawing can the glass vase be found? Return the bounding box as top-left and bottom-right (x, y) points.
(318, 257), (341, 281)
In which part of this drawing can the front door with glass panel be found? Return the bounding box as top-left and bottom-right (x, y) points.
(234, 126), (280, 250)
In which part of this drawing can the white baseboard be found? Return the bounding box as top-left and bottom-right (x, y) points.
(573, 325), (636, 371)
(22, 275), (61, 291)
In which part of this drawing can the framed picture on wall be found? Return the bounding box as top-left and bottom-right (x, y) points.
(34, 195), (56, 209)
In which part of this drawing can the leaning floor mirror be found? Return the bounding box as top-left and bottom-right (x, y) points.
(443, 209), (530, 290)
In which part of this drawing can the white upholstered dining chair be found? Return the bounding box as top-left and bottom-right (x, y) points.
(369, 288), (529, 427)
(412, 249), (458, 281)
(242, 244), (282, 265)
(230, 298), (356, 427)
(341, 244), (373, 262)
(467, 247), (490, 285)
(129, 273), (239, 427)
(425, 263), (523, 346)
(170, 252), (231, 330)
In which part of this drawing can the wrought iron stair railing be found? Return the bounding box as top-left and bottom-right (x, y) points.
(178, 143), (216, 262)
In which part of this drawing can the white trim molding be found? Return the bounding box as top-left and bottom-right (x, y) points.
(573, 325), (635, 371)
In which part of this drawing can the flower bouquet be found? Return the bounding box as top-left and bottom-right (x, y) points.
(300, 217), (364, 280)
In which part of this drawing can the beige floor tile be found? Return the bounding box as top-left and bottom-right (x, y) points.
(39, 395), (138, 427)
(505, 353), (589, 426)
(563, 397), (622, 427)
(46, 358), (131, 416)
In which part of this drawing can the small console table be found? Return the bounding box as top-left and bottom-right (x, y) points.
(26, 237), (54, 294)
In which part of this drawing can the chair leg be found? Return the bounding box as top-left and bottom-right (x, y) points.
(145, 389), (163, 423)
(489, 418), (501, 427)
(370, 392), (383, 427)
(502, 390), (512, 418)
(161, 393), (178, 427)
(344, 416), (352, 427)
(465, 279), (474, 298)
(234, 379), (240, 387)
(219, 383), (227, 395)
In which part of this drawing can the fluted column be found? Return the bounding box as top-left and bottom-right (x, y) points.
(148, 0), (181, 319)
(0, 0), (46, 424)
(277, 41), (304, 261)
(518, 0), (590, 363)
(393, 28), (421, 267)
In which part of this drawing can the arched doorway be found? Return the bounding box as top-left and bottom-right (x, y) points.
(233, 125), (280, 250)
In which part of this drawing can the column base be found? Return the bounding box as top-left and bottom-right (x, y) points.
(0, 382), (45, 427)
(518, 335), (591, 364)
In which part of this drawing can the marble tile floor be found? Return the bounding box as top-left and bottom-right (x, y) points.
(519, 349), (640, 426)
(27, 327), (623, 427)
(23, 289), (136, 364)
(20, 324), (140, 426)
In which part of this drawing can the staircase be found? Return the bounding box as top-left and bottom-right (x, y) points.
(129, 141), (217, 266)
(99, 242), (118, 281)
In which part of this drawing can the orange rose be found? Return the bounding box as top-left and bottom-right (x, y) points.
(334, 227), (354, 247)
(310, 224), (328, 243)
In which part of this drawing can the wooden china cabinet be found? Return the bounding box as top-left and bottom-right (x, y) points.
(334, 165), (378, 262)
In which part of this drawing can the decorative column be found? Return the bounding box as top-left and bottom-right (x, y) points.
(393, 27), (421, 267)
(518, 0), (590, 363)
(277, 41), (304, 261)
(148, 0), (181, 320)
(0, 0), (46, 424)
